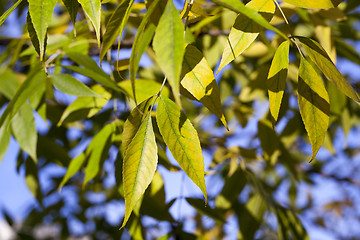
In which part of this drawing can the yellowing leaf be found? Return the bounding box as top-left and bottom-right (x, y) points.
(217, 0), (275, 73)
(153, 0), (185, 107)
(156, 97), (207, 202)
(282, 0), (340, 9)
(298, 57), (330, 161)
(28, 0), (57, 61)
(122, 114), (158, 228)
(267, 41), (290, 124)
(78, 0), (101, 46)
(181, 45), (228, 129)
(100, 0), (134, 61)
(297, 36), (360, 102)
(121, 97), (154, 154)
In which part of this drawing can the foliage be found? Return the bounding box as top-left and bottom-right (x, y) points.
(0, 0), (360, 239)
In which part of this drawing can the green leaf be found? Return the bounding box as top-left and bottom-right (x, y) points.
(129, 0), (163, 103)
(0, 120), (11, 163)
(0, 0), (23, 27)
(0, 64), (46, 129)
(267, 41), (290, 124)
(153, 0), (185, 107)
(28, 0), (57, 61)
(297, 36), (360, 102)
(119, 79), (169, 104)
(11, 103), (38, 163)
(210, 0), (287, 42)
(122, 114), (158, 228)
(298, 57), (330, 161)
(181, 45), (228, 129)
(62, 0), (79, 32)
(100, 0), (134, 61)
(122, 97), (154, 154)
(217, 0), (275, 73)
(50, 73), (102, 97)
(59, 153), (86, 190)
(282, 0), (340, 9)
(26, 12), (46, 60)
(156, 97), (207, 202)
(58, 85), (110, 125)
(84, 122), (115, 186)
(78, 0), (101, 46)
(0, 69), (21, 99)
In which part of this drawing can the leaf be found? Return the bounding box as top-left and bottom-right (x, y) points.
(119, 79), (169, 104)
(62, 0), (79, 32)
(59, 153), (86, 190)
(298, 57), (330, 161)
(28, 0), (57, 61)
(78, 0), (101, 46)
(181, 45), (228, 129)
(210, 0), (287, 41)
(297, 36), (360, 102)
(186, 198), (225, 223)
(100, 0), (134, 61)
(122, 114), (158, 228)
(153, 0), (185, 107)
(217, 0), (275, 73)
(26, 12), (46, 59)
(282, 0), (340, 9)
(156, 97), (207, 201)
(0, 120), (11, 163)
(11, 103), (38, 163)
(58, 85), (111, 125)
(0, 69), (21, 99)
(84, 122), (115, 186)
(50, 73), (102, 97)
(122, 97), (154, 154)
(267, 41), (290, 124)
(0, 0), (23, 27)
(130, 0), (163, 103)
(0, 64), (46, 128)
(335, 39), (360, 66)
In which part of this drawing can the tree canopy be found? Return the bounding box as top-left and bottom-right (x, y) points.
(1, 0), (360, 239)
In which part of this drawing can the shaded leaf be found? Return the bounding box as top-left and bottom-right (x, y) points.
(59, 153), (86, 190)
(217, 0), (275, 73)
(153, 0), (185, 107)
(0, 69), (21, 99)
(100, 0), (134, 61)
(26, 12), (46, 59)
(78, 0), (101, 46)
(156, 97), (207, 202)
(181, 45), (227, 129)
(186, 198), (225, 223)
(0, 0), (23, 27)
(267, 41), (290, 124)
(28, 0), (57, 61)
(297, 36), (360, 102)
(50, 73), (102, 97)
(63, 0), (79, 32)
(11, 103), (37, 163)
(298, 57), (330, 161)
(122, 114), (158, 228)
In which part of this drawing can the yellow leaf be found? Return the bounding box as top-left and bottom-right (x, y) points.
(181, 45), (228, 129)
(298, 57), (330, 161)
(282, 0), (341, 9)
(267, 41), (290, 124)
(122, 114), (158, 228)
(217, 0), (275, 73)
(156, 97), (207, 202)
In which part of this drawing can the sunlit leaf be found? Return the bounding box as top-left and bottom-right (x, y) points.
(156, 97), (207, 202)
(217, 0), (275, 73)
(78, 0), (101, 46)
(122, 114), (158, 228)
(181, 45), (228, 129)
(50, 73), (101, 97)
(267, 41), (290, 124)
(100, 0), (134, 61)
(0, 0), (23, 27)
(297, 36), (360, 102)
(0, 119), (10, 163)
(28, 0), (57, 61)
(298, 57), (330, 161)
(59, 153), (86, 190)
(11, 103), (38, 163)
(153, 0), (185, 107)
(282, 0), (340, 9)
